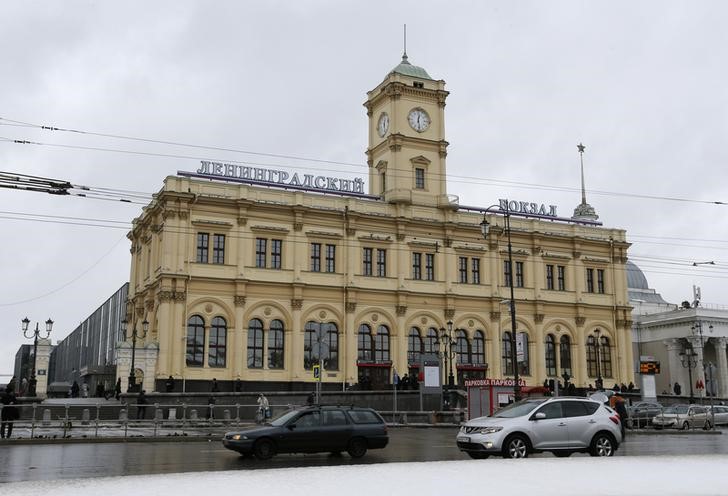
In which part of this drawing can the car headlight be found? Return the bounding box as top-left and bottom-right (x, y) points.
(231, 434), (248, 440)
(471, 426), (503, 434)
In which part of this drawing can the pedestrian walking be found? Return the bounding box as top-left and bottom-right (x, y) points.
(71, 380), (80, 398)
(165, 375), (175, 393)
(136, 390), (148, 419)
(81, 381), (89, 398)
(1, 387), (20, 439)
(673, 382), (682, 396)
(256, 393), (270, 423)
(211, 378), (219, 393)
(613, 392), (629, 437)
(19, 377), (28, 396)
(114, 378), (122, 400)
(234, 378), (243, 392)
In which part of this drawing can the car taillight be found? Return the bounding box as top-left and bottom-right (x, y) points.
(609, 415), (620, 425)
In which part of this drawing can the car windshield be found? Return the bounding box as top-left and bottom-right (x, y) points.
(268, 409), (301, 426)
(664, 405), (689, 414)
(492, 400), (545, 418)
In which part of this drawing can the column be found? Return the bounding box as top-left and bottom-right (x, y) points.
(345, 305), (357, 385)
(688, 336), (706, 391)
(234, 298), (246, 379)
(533, 316), (545, 383)
(574, 321), (587, 387)
(714, 338), (728, 398)
(664, 339), (684, 392)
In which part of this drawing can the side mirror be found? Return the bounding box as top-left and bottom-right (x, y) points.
(532, 412), (546, 420)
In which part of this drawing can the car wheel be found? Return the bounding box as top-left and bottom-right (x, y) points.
(253, 438), (276, 460)
(467, 452), (490, 460)
(553, 451), (572, 458)
(681, 422), (690, 431)
(589, 433), (615, 457)
(347, 438), (368, 458)
(502, 434), (529, 459)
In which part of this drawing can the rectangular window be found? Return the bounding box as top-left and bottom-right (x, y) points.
(557, 265), (566, 291)
(311, 243), (321, 272)
(415, 168), (425, 189)
(425, 253), (435, 281)
(255, 238), (267, 268)
(515, 261), (524, 287)
(472, 258), (481, 284)
(504, 260), (512, 287)
(363, 247), (373, 276)
(212, 234), (225, 264)
(325, 244), (336, 273)
(196, 233), (209, 263)
(271, 239), (282, 269)
(376, 249), (387, 277)
(459, 257), (468, 283)
(597, 269), (605, 294)
(546, 264), (554, 290)
(412, 252), (422, 280)
(586, 268), (594, 293)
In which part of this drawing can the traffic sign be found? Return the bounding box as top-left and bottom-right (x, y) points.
(313, 364), (321, 381)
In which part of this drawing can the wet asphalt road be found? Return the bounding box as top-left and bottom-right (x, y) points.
(1, 428), (727, 483)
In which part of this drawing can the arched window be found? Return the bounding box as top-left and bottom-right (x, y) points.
(324, 322), (339, 370)
(408, 327), (423, 363)
(268, 319), (284, 369)
(502, 331), (514, 375)
(424, 327), (439, 354)
(375, 325), (390, 362)
(472, 331), (485, 365)
(586, 335), (598, 377)
(208, 316), (227, 368)
(247, 318), (264, 368)
(186, 315), (205, 367)
(357, 324), (374, 362)
(545, 334), (556, 376)
(559, 335), (572, 377)
(600, 336), (613, 378)
(455, 330), (470, 364)
(518, 333), (530, 376)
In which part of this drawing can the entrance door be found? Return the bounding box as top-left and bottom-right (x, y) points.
(358, 366), (390, 390)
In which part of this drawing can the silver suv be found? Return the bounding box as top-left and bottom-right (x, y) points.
(456, 397), (622, 459)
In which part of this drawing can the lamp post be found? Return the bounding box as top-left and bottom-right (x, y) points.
(691, 321), (715, 428)
(481, 205), (521, 401)
(121, 317), (149, 392)
(21, 317), (53, 397)
(593, 329), (603, 390)
(437, 320), (456, 388)
(679, 348), (698, 403)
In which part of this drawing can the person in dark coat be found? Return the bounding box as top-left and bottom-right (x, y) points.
(234, 378), (243, 392)
(211, 378), (219, 393)
(673, 382), (682, 396)
(1, 388), (20, 439)
(71, 380), (80, 398)
(114, 378), (122, 400)
(613, 392), (629, 437)
(136, 390), (148, 419)
(165, 375), (175, 393)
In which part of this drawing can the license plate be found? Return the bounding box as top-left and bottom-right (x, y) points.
(457, 436), (470, 443)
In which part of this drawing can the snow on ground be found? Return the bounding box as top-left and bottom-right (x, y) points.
(5, 456), (728, 496)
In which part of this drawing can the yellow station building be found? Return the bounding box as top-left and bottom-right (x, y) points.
(121, 54), (634, 393)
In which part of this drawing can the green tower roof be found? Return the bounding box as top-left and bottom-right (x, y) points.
(391, 53), (432, 80)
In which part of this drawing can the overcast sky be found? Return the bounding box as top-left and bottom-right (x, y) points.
(2, 1), (727, 375)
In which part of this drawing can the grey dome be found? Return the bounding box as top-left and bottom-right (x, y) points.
(391, 54), (432, 80)
(626, 260), (649, 290)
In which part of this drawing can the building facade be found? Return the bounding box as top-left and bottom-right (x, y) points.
(124, 55), (634, 393)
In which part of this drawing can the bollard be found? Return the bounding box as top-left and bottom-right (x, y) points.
(224, 409), (231, 421)
(42, 409), (52, 426)
(168, 408), (177, 420)
(155, 408), (163, 420)
(402, 412), (408, 425)
(82, 409), (90, 425)
(189, 409), (198, 421)
(119, 408), (128, 421)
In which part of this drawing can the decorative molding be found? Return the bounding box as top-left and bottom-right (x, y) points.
(237, 217), (247, 226)
(534, 313), (545, 324)
(396, 233), (405, 242)
(250, 225), (290, 233)
(490, 311), (501, 321)
(151, 224), (162, 233)
(575, 316), (586, 326)
(294, 221), (303, 232)
(162, 210), (177, 220)
(191, 219), (233, 229)
(444, 308), (455, 320)
(178, 211), (189, 220)
(145, 300), (155, 312)
(346, 302), (357, 313)
(157, 291), (186, 303)
(396, 305), (407, 316)
(305, 230), (343, 239)
(346, 228), (356, 236)
(234, 295), (246, 307)
(291, 299), (303, 310)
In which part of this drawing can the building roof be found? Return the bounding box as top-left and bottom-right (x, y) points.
(626, 260), (672, 306)
(391, 53), (432, 80)
(626, 261), (649, 290)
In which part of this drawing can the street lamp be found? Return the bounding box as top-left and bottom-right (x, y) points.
(679, 348), (698, 403)
(481, 205), (521, 401)
(593, 329), (603, 390)
(21, 317), (53, 397)
(691, 320), (715, 428)
(121, 317), (149, 392)
(436, 321), (456, 388)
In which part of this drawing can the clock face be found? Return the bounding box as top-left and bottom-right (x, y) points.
(408, 108), (431, 132)
(377, 113), (389, 137)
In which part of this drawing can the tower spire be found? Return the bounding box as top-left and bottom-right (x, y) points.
(571, 142), (599, 221)
(402, 24), (408, 63)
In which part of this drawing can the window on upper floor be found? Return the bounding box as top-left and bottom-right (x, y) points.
(196, 233), (209, 263)
(255, 238), (283, 269)
(415, 168), (425, 189)
(310, 243), (321, 272)
(325, 244), (336, 273)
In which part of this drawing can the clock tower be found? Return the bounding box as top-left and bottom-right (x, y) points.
(364, 53), (451, 208)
